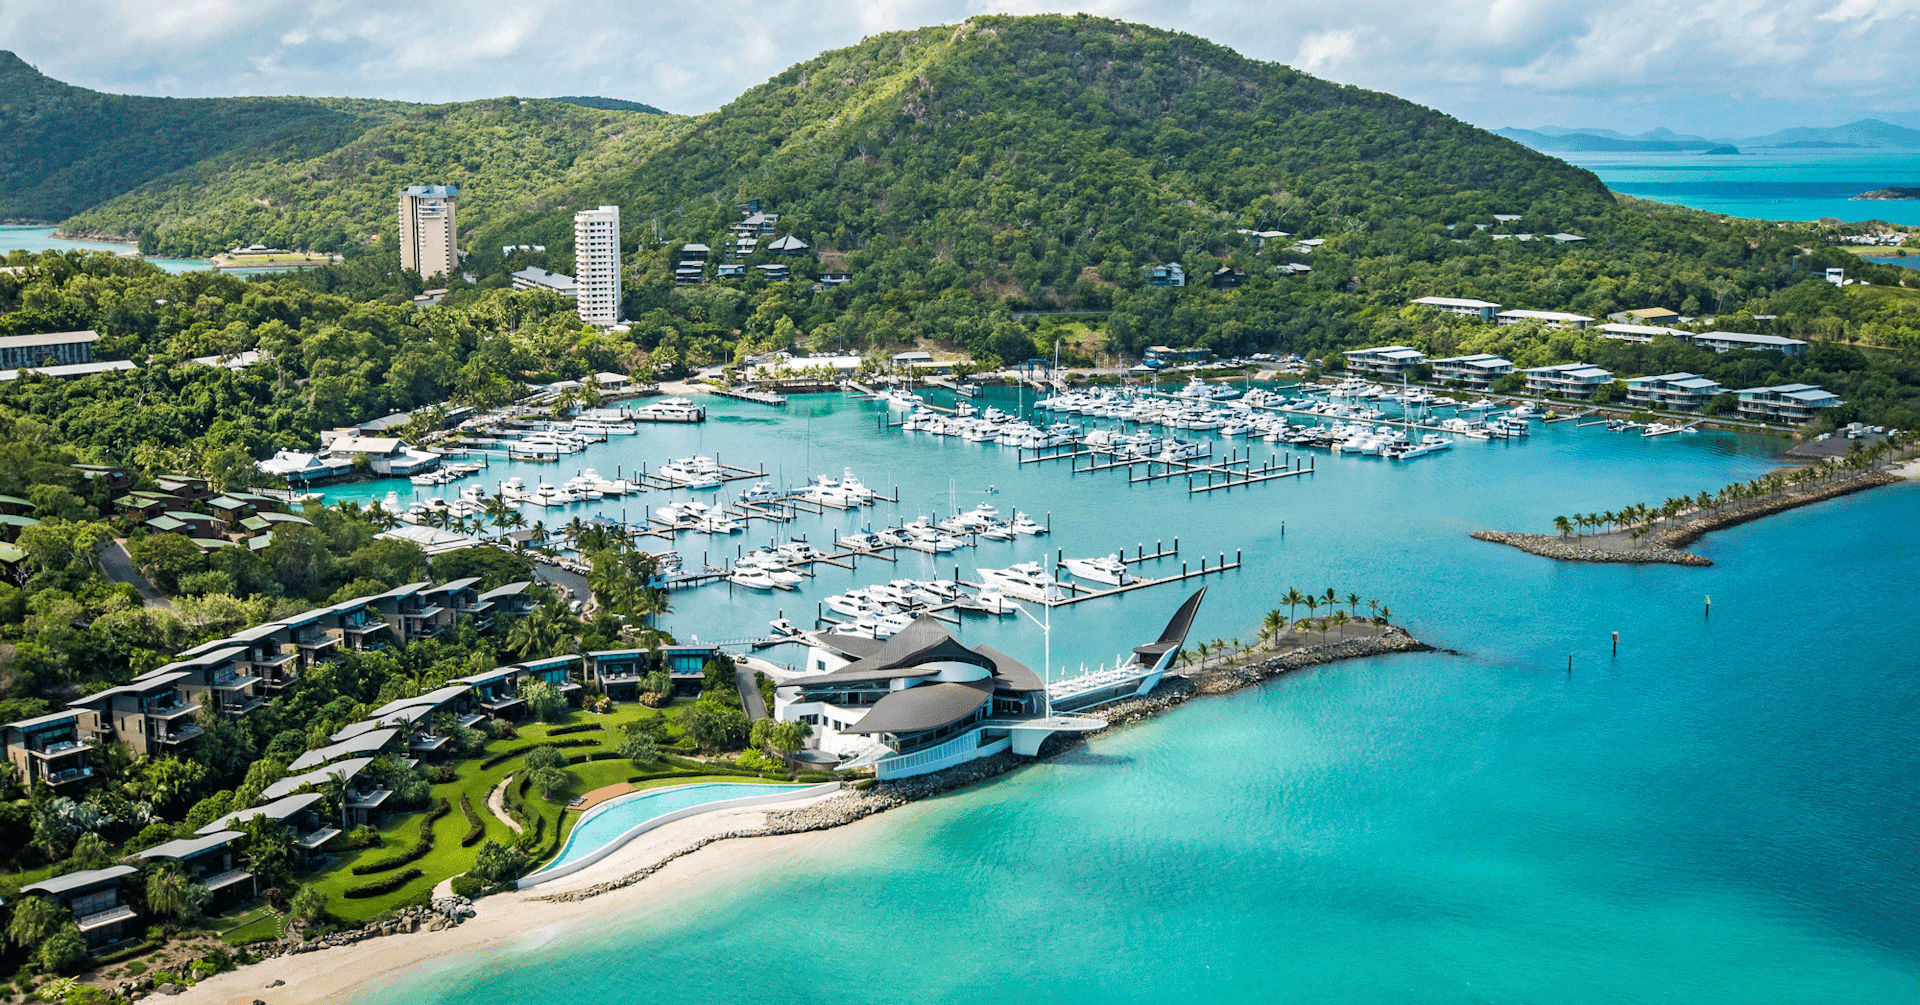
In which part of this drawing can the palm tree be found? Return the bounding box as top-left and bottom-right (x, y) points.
(507, 602), (573, 659)
(1553, 515), (1573, 537)
(1331, 610), (1350, 638)
(1323, 588), (1337, 616)
(1367, 599), (1379, 621)
(145, 864), (210, 921)
(1282, 588), (1306, 625)
(1261, 609), (1285, 646)
(1303, 596), (1320, 626)
(1345, 592), (1361, 617)
(1376, 605), (1391, 625)
(6, 895), (65, 949)
(1600, 510), (1616, 533)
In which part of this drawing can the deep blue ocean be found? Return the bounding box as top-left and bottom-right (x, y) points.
(334, 390), (1920, 1003)
(1565, 149), (1920, 226)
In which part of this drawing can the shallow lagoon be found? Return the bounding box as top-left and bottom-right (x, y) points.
(339, 390), (1920, 1003)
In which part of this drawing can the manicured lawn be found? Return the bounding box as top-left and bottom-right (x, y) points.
(295, 701), (770, 925)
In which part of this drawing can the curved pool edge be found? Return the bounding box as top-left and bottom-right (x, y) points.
(516, 781), (841, 890)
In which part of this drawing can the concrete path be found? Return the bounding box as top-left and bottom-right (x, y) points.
(735, 665), (768, 720)
(488, 775), (524, 834)
(100, 540), (169, 608)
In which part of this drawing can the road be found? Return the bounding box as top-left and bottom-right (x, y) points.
(100, 540), (170, 608)
(735, 665), (769, 720)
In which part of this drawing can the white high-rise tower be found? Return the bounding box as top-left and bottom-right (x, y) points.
(573, 206), (622, 327)
(398, 185), (458, 280)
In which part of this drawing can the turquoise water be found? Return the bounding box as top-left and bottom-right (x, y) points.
(1566, 149), (1920, 225)
(0, 225), (213, 273)
(537, 782), (795, 872)
(341, 391), (1920, 1003)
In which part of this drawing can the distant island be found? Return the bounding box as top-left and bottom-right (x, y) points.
(1855, 187), (1920, 201)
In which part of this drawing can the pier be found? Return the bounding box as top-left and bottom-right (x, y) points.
(712, 387), (788, 406)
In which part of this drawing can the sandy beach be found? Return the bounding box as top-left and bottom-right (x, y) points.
(169, 791), (854, 1005)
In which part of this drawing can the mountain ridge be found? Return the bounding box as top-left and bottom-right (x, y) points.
(1502, 118), (1920, 154)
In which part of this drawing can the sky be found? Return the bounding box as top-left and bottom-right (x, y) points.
(3, 0), (1917, 138)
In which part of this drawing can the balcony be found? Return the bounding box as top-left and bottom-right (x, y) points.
(75, 904), (137, 933)
(27, 738), (91, 759)
(218, 695), (268, 716)
(199, 868), (252, 892)
(409, 733), (451, 752)
(344, 788), (392, 811)
(43, 765), (94, 786)
(250, 649), (300, 668)
(259, 671), (301, 692)
(340, 618), (388, 635)
(297, 827), (341, 850)
(293, 632), (339, 651)
(405, 619), (446, 640)
(456, 713), (485, 729)
(155, 725), (204, 745)
(399, 603), (445, 620)
(210, 673), (263, 691)
(144, 702), (200, 721)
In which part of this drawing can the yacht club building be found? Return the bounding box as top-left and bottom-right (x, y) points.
(1626, 372), (1724, 411)
(772, 590), (1205, 779)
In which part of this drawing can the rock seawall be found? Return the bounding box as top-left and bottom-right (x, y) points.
(1473, 469), (1900, 566)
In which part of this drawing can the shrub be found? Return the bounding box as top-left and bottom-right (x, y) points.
(351, 800), (448, 875)
(343, 869), (423, 899)
(449, 875), (485, 899)
(469, 840), (526, 884)
(459, 793), (485, 847)
(853, 778), (877, 791)
(546, 723), (602, 736)
(425, 765), (458, 784)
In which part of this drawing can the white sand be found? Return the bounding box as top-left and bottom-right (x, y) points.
(169, 792), (854, 1005)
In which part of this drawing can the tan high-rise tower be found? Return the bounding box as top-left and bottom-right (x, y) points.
(398, 185), (459, 279)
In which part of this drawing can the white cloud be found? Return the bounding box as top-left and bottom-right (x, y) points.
(0, 0), (1914, 135)
(1293, 30), (1359, 76)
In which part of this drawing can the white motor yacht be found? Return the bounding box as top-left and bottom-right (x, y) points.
(1060, 554), (1134, 586)
(1009, 511), (1047, 536)
(729, 568), (780, 590)
(976, 562), (1066, 603)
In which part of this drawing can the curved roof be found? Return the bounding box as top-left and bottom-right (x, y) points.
(198, 791), (323, 834)
(814, 616), (994, 684)
(1135, 587), (1207, 662)
(842, 677), (993, 735)
(975, 645), (1043, 692)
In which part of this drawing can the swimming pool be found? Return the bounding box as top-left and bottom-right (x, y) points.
(520, 781), (837, 887)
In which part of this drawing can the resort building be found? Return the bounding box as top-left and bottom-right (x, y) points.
(1596, 323), (1688, 343)
(510, 266), (578, 299)
(1430, 353), (1515, 389)
(398, 185), (458, 280)
(767, 235), (809, 256)
(573, 205), (622, 327)
(1497, 309), (1593, 329)
(1734, 384), (1842, 423)
(21, 867), (139, 950)
(67, 673), (202, 756)
(1342, 346), (1426, 378)
(1626, 373), (1724, 411)
(1412, 296), (1502, 321)
(1523, 363), (1615, 399)
(1143, 345), (1213, 368)
(0, 360), (137, 382)
(1, 709), (95, 789)
(1148, 263), (1187, 287)
(674, 244), (709, 286)
(1607, 307), (1683, 326)
(0, 330), (97, 369)
(1687, 331), (1809, 356)
(136, 831), (252, 906)
(198, 792), (338, 868)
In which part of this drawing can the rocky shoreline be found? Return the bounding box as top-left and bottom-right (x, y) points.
(1472, 469), (1901, 566)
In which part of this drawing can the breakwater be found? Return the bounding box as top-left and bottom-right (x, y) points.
(1472, 468), (1902, 566)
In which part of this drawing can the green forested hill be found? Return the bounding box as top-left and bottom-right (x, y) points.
(0, 51), (409, 223)
(474, 15), (1609, 293)
(67, 98), (692, 257)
